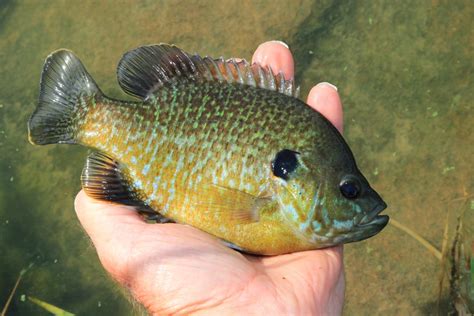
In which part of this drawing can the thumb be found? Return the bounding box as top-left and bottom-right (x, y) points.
(74, 190), (146, 275)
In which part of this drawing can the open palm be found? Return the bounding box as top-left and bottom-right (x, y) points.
(75, 41), (345, 315)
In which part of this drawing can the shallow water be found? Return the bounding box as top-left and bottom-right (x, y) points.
(0, 1), (472, 314)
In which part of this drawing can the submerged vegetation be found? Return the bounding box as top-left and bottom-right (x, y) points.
(1, 263), (75, 315)
(443, 208), (473, 314)
(390, 196), (473, 314)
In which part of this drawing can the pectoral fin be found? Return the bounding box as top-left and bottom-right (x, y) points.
(192, 184), (272, 223)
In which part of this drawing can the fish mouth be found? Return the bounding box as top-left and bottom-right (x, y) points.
(324, 201), (388, 246)
(357, 201), (389, 228)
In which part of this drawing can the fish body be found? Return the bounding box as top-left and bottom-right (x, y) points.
(28, 44), (388, 255)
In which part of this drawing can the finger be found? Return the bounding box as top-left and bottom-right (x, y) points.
(252, 40), (294, 80)
(74, 191), (233, 277)
(307, 82), (343, 134)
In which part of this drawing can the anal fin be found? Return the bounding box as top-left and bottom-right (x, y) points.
(81, 151), (153, 212)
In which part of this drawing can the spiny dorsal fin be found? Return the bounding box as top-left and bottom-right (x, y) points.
(117, 44), (300, 100)
(81, 151), (153, 213)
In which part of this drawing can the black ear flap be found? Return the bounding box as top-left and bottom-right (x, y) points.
(271, 149), (300, 180)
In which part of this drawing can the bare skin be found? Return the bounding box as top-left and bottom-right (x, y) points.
(75, 41), (345, 315)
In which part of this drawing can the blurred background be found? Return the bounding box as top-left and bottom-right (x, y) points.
(0, 1), (472, 314)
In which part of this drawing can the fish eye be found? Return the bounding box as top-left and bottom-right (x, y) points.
(339, 179), (360, 199)
(272, 149), (299, 180)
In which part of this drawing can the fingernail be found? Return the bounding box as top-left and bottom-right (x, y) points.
(270, 40), (289, 49)
(317, 82), (338, 91)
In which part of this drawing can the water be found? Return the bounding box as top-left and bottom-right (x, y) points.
(0, 1), (472, 314)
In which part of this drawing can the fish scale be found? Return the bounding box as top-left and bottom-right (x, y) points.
(28, 44), (388, 255)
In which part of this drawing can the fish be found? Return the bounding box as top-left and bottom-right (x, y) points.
(27, 44), (388, 255)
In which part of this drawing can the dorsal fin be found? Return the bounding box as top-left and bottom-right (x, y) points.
(117, 44), (299, 100)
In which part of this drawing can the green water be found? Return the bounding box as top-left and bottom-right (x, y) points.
(0, 1), (472, 314)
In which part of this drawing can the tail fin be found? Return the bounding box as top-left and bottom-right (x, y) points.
(28, 49), (102, 145)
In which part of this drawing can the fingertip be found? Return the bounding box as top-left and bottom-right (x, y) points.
(252, 41), (294, 80)
(74, 190), (96, 226)
(75, 190), (140, 216)
(307, 83), (344, 134)
(74, 189), (93, 216)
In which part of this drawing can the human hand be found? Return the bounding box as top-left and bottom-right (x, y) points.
(75, 41), (345, 315)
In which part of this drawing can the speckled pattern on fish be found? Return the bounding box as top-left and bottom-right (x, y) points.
(28, 44), (388, 255)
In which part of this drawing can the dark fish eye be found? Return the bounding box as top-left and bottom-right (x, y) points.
(272, 149), (299, 180)
(339, 179), (360, 199)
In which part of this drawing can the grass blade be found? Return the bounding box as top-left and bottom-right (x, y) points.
(1, 263), (34, 316)
(389, 218), (442, 260)
(27, 296), (75, 316)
